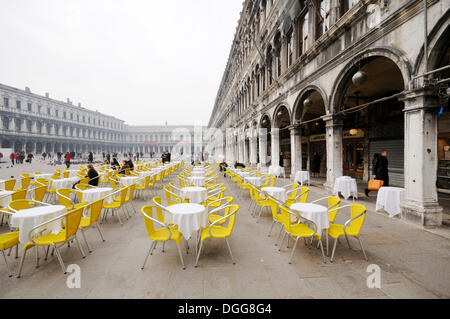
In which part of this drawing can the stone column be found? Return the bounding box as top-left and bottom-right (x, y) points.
(259, 128), (268, 166)
(20, 119), (26, 132)
(399, 89), (443, 227)
(31, 120), (38, 134)
(271, 127), (280, 167)
(9, 117), (16, 131)
(250, 133), (258, 165)
(290, 126), (303, 177)
(239, 135), (245, 163)
(323, 114), (343, 192)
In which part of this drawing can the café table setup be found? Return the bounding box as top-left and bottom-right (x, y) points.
(268, 165), (286, 178)
(180, 187), (207, 204)
(0, 190), (14, 207)
(295, 171), (311, 186)
(333, 176), (358, 200)
(51, 176), (80, 190)
(78, 187), (114, 216)
(187, 176), (206, 187)
(375, 186), (405, 217)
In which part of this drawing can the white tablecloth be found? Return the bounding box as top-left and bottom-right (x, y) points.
(10, 205), (67, 244)
(0, 190), (14, 207)
(261, 187), (287, 203)
(191, 171), (206, 177)
(245, 176), (262, 187)
(188, 177), (206, 187)
(333, 176), (358, 199)
(376, 187), (405, 217)
(165, 203), (207, 239)
(51, 177), (80, 190)
(63, 170), (79, 177)
(269, 166), (285, 178)
(295, 171), (310, 186)
(34, 173), (53, 179)
(119, 176), (140, 187)
(181, 187), (207, 204)
(290, 203), (329, 236)
(0, 180), (4, 190)
(79, 187), (113, 216)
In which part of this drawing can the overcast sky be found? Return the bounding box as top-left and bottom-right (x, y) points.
(0, 0), (243, 126)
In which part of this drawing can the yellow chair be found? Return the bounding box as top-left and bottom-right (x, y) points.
(204, 187), (226, 207)
(63, 171), (70, 178)
(109, 178), (122, 191)
(152, 196), (178, 230)
(30, 177), (49, 187)
(11, 189), (27, 201)
(195, 204), (239, 267)
(114, 183), (136, 216)
(0, 210), (19, 277)
(278, 204), (326, 264)
(14, 175), (31, 191)
(8, 199), (39, 212)
(79, 177), (89, 185)
(310, 196), (341, 224)
(103, 187), (128, 225)
(284, 183), (300, 207)
(17, 206), (87, 277)
(254, 186), (275, 222)
(206, 196), (233, 225)
(56, 188), (88, 211)
(327, 204), (368, 262)
(79, 198), (106, 253)
(287, 186), (310, 206)
(4, 179), (16, 191)
(33, 185), (47, 202)
(140, 205), (185, 270)
(163, 186), (186, 206)
(135, 175), (151, 199)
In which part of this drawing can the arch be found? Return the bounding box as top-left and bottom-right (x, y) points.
(413, 9), (450, 76)
(272, 104), (291, 128)
(259, 113), (272, 128)
(330, 46), (412, 114)
(292, 84), (329, 123)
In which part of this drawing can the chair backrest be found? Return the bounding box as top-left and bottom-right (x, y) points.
(65, 206), (85, 240)
(11, 189), (27, 201)
(347, 204), (367, 235)
(20, 176), (31, 190)
(63, 171), (70, 178)
(296, 186), (310, 203)
(118, 187), (128, 205)
(163, 186), (181, 206)
(109, 178), (119, 190)
(8, 199), (36, 212)
(152, 196), (165, 223)
(328, 196), (341, 223)
(269, 176), (276, 187)
(57, 188), (74, 208)
(74, 184), (88, 191)
(35, 178), (49, 186)
(128, 183), (136, 200)
(287, 183), (300, 201)
(80, 177), (89, 185)
(141, 205), (170, 241)
(89, 198), (104, 224)
(5, 179), (16, 191)
(34, 185), (47, 202)
(208, 204), (239, 237)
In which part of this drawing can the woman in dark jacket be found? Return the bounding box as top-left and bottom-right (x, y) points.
(86, 164), (99, 187)
(111, 157), (120, 169)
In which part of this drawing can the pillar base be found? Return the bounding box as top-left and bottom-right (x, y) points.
(400, 200), (443, 228)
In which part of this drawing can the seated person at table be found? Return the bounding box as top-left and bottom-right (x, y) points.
(234, 162), (245, 169)
(219, 160), (228, 177)
(118, 161), (130, 175)
(111, 157), (120, 170)
(102, 158), (110, 165)
(126, 157), (134, 171)
(86, 164), (99, 187)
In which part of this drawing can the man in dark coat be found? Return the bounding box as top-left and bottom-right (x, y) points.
(279, 152), (284, 167)
(365, 153), (381, 196)
(311, 152), (321, 177)
(88, 152), (94, 163)
(376, 151), (389, 187)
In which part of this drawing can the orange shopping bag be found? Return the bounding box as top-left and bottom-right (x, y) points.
(368, 179), (384, 191)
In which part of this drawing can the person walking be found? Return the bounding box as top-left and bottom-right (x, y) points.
(376, 150), (389, 187)
(64, 152), (71, 169)
(279, 152), (284, 168)
(27, 153), (33, 164)
(10, 152), (15, 166)
(365, 153), (381, 196)
(88, 151), (94, 164)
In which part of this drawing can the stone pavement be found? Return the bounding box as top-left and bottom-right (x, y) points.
(0, 162), (449, 298)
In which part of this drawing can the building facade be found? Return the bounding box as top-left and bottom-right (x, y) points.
(206, 0), (450, 227)
(0, 84), (205, 157)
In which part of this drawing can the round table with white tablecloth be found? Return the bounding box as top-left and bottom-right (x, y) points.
(63, 170), (79, 177)
(34, 173), (53, 179)
(376, 187), (405, 217)
(261, 187), (287, 203)
(119, 176), (140, 187)
(295, 171), (310, 186)
(0, 180), (5, 190)
(0, 190), (14, 208)
(245, 176), (263, 187)
(79, 187), (114, 216)
(51, 177), (80, 190)
(333, 176), (358, 200)
(191, 171), (206, 177)
(290, 203), (329, 236)
(180, 187), (207, 204)
(164, 203), (207, 240)
(9, 205), (67, 244)
(268, 166), (286, 178)
(188, 176), (206, 187)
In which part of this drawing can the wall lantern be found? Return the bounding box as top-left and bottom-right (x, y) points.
(352, 70), (368, 86)
(303, 98), (313, 108)
(277, 110), (284, 118)
(349, 128), (358, 136)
